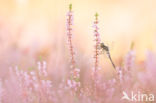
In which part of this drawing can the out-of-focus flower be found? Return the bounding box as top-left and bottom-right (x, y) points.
(124, 50), (136, 71)
(37, 61), (48, 77)
(138, 51), (156, 91)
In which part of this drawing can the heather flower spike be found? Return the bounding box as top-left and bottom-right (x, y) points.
(66, 4), (80, 91)
(124, 42), (136, 71)
(93, 12), (100, 73)
(94, 12), (116, 70)
(67, 3), (76, 69)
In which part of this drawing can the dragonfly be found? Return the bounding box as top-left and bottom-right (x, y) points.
(98, 42), (116, 70)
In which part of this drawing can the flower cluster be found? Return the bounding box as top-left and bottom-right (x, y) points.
(93, 13), (101, 73)
(0, 4), (155, 103)
(66, 4), (75, 69)
(0, 62), (53, 103)
(66, 4), (80, 92)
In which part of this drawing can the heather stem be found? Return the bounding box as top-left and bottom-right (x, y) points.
(66, 4), (80, 92)
(67, 4), (76, 69)
(92, 13), (101, 98)
(93, 12), (100, 74)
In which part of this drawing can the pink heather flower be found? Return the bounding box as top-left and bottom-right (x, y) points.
(66, 4), (80, 91)
(70, 68), (80, 78)
(124, 50), (136, 71)
(123, 50), (136, 87)
(68, 67), (81, 91)
(37, 61), (48, 77)
(92, 13), (101, 80)
(41, 80), (53, 100)
(138, 51), (156, 89)
(67, 79), (73, 88)
(66, 4), (76, 69)
(116, 67), (123, 83)
(23, 72), (31, 87)
(145, 51), (156, 74)
(67, 79), (80, 91)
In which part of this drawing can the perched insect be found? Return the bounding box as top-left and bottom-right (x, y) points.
(99, 42), (116, 70)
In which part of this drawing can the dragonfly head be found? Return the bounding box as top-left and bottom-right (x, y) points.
(100, 42), (109, 51)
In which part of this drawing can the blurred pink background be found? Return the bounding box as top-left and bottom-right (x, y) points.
(0, 0), (156, 76)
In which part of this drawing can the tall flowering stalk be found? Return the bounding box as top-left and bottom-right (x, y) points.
(93, 13), (101, 78)
(124, 50), (135, 72)
(117, 43), (136, 90)
(66, 4), (76, 69)
(123, 42), (136, 84)
(66, 4), (80, 92)
(92, 13), (101, 99)
(124, 42), (135, 71)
